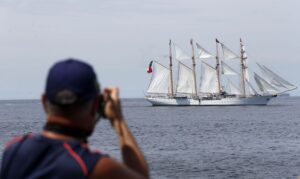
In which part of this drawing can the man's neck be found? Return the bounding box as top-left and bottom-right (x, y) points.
(43, 115), (91, 142)
(42, 130), (80, 141)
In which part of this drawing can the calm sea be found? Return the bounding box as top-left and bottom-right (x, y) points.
(1, 97), (300, 179)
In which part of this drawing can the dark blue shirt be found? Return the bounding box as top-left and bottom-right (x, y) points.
(1, 134), (104, 179)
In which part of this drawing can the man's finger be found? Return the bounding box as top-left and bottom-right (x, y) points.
(105, 87), (119, 100)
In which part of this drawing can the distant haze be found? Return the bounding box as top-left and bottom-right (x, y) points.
(0, 0), (299, 99)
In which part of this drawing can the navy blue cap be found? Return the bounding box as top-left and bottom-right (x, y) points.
(45, 58), (100, 105)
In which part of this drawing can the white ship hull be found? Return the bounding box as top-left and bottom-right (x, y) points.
(146, 95), (275, 106)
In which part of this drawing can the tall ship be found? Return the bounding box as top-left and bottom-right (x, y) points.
(145, 38), (297, 106)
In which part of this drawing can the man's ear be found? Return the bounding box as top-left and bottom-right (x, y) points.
(41, 94), (49, 114)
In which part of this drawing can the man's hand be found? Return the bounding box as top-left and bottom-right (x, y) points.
(103, 87), (123, 122)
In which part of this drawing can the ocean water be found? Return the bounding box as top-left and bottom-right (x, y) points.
(1, 97), (300, 179)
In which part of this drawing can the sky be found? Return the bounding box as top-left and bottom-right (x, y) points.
(0, 0), (299, 99)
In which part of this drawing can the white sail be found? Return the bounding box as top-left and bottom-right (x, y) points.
(173, 43), (190, 61)
(254, 72), (278, 94)
(147, 61), (170, 94)
(263, 65), (295, 87)
(195, 43), (214, 59)
(199, 61), (219, 93)
(227, 79), (242, 95)
(176, 62), (195, 94)
(256, 63), (286, 89)
(221, 61), (238, 75)
(221, 43), (239, 60)
(257, 63), (296, 91)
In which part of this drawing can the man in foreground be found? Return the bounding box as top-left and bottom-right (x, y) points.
(1, 59), (149, 179)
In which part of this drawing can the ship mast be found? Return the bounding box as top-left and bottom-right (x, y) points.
(169, 40), (174, 97)
(240, 38), (246, 96)
(190, 39), (197, 96)
(215, 39), (222, 94)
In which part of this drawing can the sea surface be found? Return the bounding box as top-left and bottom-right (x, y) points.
(1, 97), (300, 179)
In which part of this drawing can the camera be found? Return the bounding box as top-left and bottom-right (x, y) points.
(98, 94), (106, 118)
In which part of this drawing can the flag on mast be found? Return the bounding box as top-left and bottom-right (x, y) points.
(147, 61), (153, 73)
